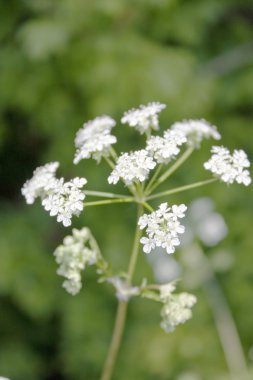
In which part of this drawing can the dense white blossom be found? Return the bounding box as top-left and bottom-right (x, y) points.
(138, 203), (187, 254)
(54, 228), (98, 295)
(21, 163), (87, 226)
(42, 177), (87, 227)
(146, 130), (186, 163)
(204, 146), (251, 186)
(74, 115), (117, 163)
(171, 119), (221, 147)
(108, 149), (156, 185)
(160, 291), (197, 333)
(121, 102), (166, 134)
(21, 162), (59, 204)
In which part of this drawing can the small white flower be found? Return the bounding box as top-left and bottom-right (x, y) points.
(146, 130), (186, 164)
(42, 177), (87, 227)
(54, 228), (98, 295)
(108, 149), (156, 185)
(160, 291), (197, 333)
(74, 115), (117, 163)
(21, 162), (59, 204)
(138, 202), (187, 255)
(171, 119), (221, 147)
(160, 282), (177, 301)
(204, 146), (251, 186)
(121, 102), (166, 134)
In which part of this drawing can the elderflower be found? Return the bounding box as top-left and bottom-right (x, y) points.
(204, 146), (251, 186)
(42, 177), (87, 227)
(74, 115), (117, 163)
(138, 203), (187, 254)
(54, 228), (98, 295)
(171, 119), (221, 147)
(108, 149), (156, 185)
(21, 161), (59, 204)
(160, 292), (197, 333)
(121, 102), (166, 134)
(146, 129), (186, 164)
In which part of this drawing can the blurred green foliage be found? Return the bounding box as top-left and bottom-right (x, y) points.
(0, 0), (252, 379)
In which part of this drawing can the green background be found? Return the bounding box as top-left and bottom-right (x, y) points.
(0, 0), (252, 379)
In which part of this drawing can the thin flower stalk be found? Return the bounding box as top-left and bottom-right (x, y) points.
(147, 178), (217, 201)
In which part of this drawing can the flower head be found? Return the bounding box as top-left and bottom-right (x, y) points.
(21, 162), (59, 204)
(121, 102), (166, 135)
(74, 115), (117, 163)
(171, 119), (221, 147)
(21, 163), (87, 226)
(54, 228), (98, 295)
(204, 146), (251, 186)
(160, 292), (197, 333)
(146, 130), (186, 164)
(108, 149), (156, 185)
(42, 177), (87, 227)
(138, 203), (187, 254)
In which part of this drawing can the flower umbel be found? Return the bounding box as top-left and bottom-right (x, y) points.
(21, 161), (59, 204)
(146, 129), (186, 164)
(121, 102), (166, 135)
(171, 119), (221, 147)
(204, 146), (251, 186)
(21, 163), (87, 226)
(108, 149), (156, 185)
(138, 203), (187, 254)
(74, 115), (117, 163)
(54, 228), (98, 295)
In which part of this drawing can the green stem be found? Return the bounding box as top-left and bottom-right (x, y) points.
(127, 204), (144, 284)
(104, 155), (115, 169)
(85, 198), (134, 207)
(147, 178), (217, 201)
(144, 164), (163, 195)
(100, 204), (143, 380)
(141, 202), (154, 213)
(148, 146), (194, 193)
(84, 190), (129, 199)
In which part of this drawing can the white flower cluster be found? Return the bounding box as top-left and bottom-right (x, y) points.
(42, 177), (87, 227)
(21, 163), (87, 226)
(204, 146), (251, 186)
(74, 115), (117, 163)
(121, 102), (166, 134)
(138, 203), (187, 254)
(108, 149), (156, 185)
(54, 228), (98, 295)
(21, 161), (59, 204)
(159, 283), (197, 333)
(171, 119), (221, 147)
(161, 292), (197, 333)
(146, 129), (187, 164)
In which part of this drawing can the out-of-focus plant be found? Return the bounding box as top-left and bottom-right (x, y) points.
(21, 103), (251, 380)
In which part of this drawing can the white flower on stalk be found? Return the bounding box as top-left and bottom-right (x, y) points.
(160, 292), (197, 333)
(74, 115), (117, 163)
(121, 102), (166, 134)
(146, 130), (186, 164)
(138, 203), (187, 254)
(108, 149), (156, 185)
(171, 119), (221, 147)
(21, 162), (59, 204)
(54, 228), (98, 295)
(42, 177), (87, 227)
(204, 146), (251, 186)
